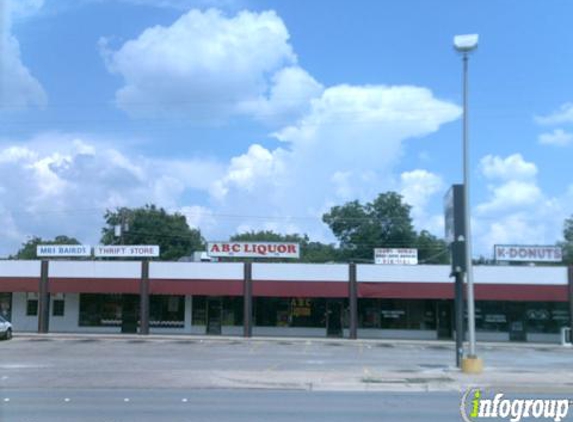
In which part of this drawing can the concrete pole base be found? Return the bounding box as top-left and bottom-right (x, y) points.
(461, 356), (483, 374)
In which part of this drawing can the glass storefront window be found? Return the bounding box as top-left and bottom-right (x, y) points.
(192, 296), (206, 325)
(192, 296), (243, 326)
(0, 293), (11, 321)
(150, 295), (184, 328)
(526, 302), (569, 334)
(254, 297), (331, 328)
(358, 299), (436, 330)
(222, 297), (243, 326)
(475, 301), (509, 333)
(79, 294), (122, 327)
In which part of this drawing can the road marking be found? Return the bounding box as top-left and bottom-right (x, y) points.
(3, 398), (9, 402)
(182, 398), (188, 402)
(124, 398), (130, 402)
(249, 341), (263, 354)
(264, 363), (282, 372)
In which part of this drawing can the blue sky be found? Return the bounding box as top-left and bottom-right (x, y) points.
(1, 0), (573, 257)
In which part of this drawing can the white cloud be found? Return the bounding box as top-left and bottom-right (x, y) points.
(210, 84), (460, 239)
(178, 205), (216, 232)
(113, 0), (239, 10)
(0, 134), (224, 255)
(535, 103), (573, 125)
(7, 0), (44, 17)
(474, 153), (564, 255)
(538, 128), (573, 147)
(477, 180), (543, 214)
(400, 169), (443, 210)
(480, 153), (537, 181)
(237, 66), (324, 125)
(0, 0), (47, 109)
(101, 9), (319, 123)
(400, 169), (444, 233)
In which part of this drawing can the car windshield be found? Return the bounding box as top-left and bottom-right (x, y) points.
(0, 316), (5, 323)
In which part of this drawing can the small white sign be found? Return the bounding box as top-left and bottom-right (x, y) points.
(494, 245), (562, 263)
(374, 248), (418, 265)
(37, 245), (91, 257)
(94, 245), (160, 258)
(207, 242), (300, 259)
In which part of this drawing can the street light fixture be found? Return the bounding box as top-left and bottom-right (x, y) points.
(453, 33), (483, 373)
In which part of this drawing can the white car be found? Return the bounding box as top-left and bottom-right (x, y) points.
(0, 316), (12, 340)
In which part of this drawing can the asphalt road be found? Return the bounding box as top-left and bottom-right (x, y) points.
(1, 335), (572, 421)
(0, 389), (463, 422)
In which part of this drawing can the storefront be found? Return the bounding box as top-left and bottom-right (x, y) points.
(0, 260), (570, 343)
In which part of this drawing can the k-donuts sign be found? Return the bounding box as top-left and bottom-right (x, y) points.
(494, 245), (562, 263)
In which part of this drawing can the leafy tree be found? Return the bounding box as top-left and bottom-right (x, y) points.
(101, 205), (204, 261)
(416, 230), (449, 264)
(230, 230), (340, 263)
(559, 216), (573, 265)
(11, 235), (80, 259)
(322, 192), (417, 261)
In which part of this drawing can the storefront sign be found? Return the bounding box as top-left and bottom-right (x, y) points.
(374, 248), (418, 265)
(206, 242), (300, 259)
(290, 298), (311, 317)
(494, 245), (562, 262)
(94, 245), (160, 258)
(37, 244), (91, 257)
(444, 184), (465, 244)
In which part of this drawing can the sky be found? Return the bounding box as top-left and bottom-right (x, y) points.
(1, 0), (573, 258)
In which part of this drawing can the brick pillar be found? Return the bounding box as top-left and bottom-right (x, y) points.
(243, 262), (253, 338)
(37, 260), (50, 334)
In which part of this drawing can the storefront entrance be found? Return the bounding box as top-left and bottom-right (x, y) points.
(326, 300), (343, 337)
(121, 294), (139, 334)
(206, 297), (223, 335)
(507, 303), (527, 342)
(436, 300), (453, 339)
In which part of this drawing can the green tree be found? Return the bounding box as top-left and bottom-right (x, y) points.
(559, 216), (573, 264)
(11, 235), (80, 259)
(322, 192), (417, 261)
(416, 230), (449, 264)
(101, 205), (204, 261)
(230, 230), (340, 263)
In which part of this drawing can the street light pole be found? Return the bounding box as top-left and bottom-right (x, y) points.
(462, 52), (476, 358)
(454, 33), (482, 373)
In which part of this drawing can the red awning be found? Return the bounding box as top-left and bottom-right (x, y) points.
(253, 281), (348, 298)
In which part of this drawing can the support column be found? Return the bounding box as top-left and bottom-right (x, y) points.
(348, 263), (358, 340)
(38, 260), (50, 334)
(243, 262), (253, 338)
(454, 272), (465, 368)
(139, 260), (150, 335)
(569, 266), (573, 340)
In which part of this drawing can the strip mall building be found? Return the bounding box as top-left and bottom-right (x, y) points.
(0, 260), (571, 343)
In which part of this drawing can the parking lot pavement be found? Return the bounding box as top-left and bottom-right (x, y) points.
(1, 334), (572, 393)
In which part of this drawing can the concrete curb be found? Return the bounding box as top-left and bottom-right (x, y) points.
(13, 332), (568, 350)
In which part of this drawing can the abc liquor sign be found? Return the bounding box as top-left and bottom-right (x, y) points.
(207, 242), (300, 259)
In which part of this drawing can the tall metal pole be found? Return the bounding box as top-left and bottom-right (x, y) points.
(462, 53), (477, 357)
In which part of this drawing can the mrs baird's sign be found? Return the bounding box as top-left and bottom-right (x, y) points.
(37, 245), (91, 257)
